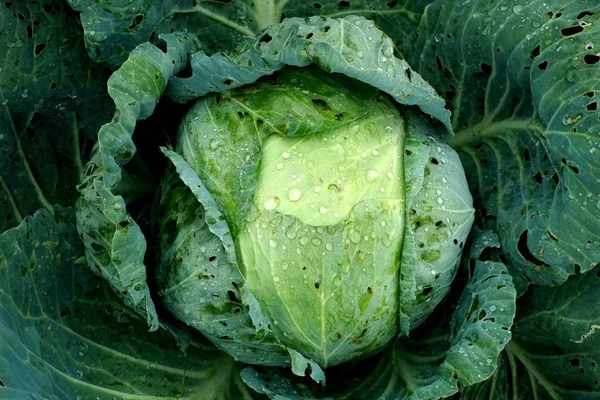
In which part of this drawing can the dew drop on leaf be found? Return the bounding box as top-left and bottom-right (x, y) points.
(288, 188), (302, 202)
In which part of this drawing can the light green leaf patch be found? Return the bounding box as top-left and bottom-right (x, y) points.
(254, 115), (405, 226)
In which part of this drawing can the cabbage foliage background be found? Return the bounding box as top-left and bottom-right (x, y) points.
(0, 0), (599, 399)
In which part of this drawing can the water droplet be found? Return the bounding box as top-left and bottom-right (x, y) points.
(333, 274), (342, 287)
(269, 239), (277, 248)
(312, 238), (322, 246)
(596, 199), (600, 209)
(489, 305), (497, 312)
(286, 229), (297, 239)
(513, 5), (523, 14)
(365, 170), (379, 182)
(273, 276), (280, 282)
(264, 196), (280, 210)
(386, 172), (394, 179)
(209, 139), (221, 151)
(356, 50), (364, 59)
(313, 185), (322, 193)
(372, 149), (380, 156)
(350, 231), (361, 243)
(320, 206), (328, 214)
(325, 243), (333, 250)
(437, 197), (444, 204)
(288, 188), (302, 202)
(282, 151), (290, 159)
(281, 262), (289, 270)
(276, 162), (284, 170)
(441, 177), (447, 183)
(300, 236), (309, 245)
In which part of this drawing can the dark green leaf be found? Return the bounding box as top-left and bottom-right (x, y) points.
(67, 0), (436, 68)
(462, 265), (600, 399)
(0, 208), (260, 399)
(407, 0), (600, 287)
(0, 0), (112, 233)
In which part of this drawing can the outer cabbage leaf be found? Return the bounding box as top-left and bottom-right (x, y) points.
(461, 264), (600, 399)
(0, 0), (112, 233)
(76, 33), (202, 329)
(0, 209), (261, 400)
(168, 15), (452, 131)
(283, 0), (434, 50)
(241, 231), (516, 399)
(67, 0), (255, 68)
(400, 110), (475, 334)
(67, 0), (435, 67)
(405, 0), (600, 289)
(155, 151), (290, 367)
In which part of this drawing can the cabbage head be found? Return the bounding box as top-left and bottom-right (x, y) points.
(154, 67), (474, 372)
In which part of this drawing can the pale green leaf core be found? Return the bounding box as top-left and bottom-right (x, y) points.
(239, 111), (406, 367)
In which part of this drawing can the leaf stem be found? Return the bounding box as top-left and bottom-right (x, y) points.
(254, 0), (281, 30)
(505, 340), (562, 399)
(325, 8), (419, 22)
(0, 175), (23, 223)
(447, 118), (539, 150)
(4, 104), (54, 215)
(177, 5), (256, 37)
(71, 112), (84, 178)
